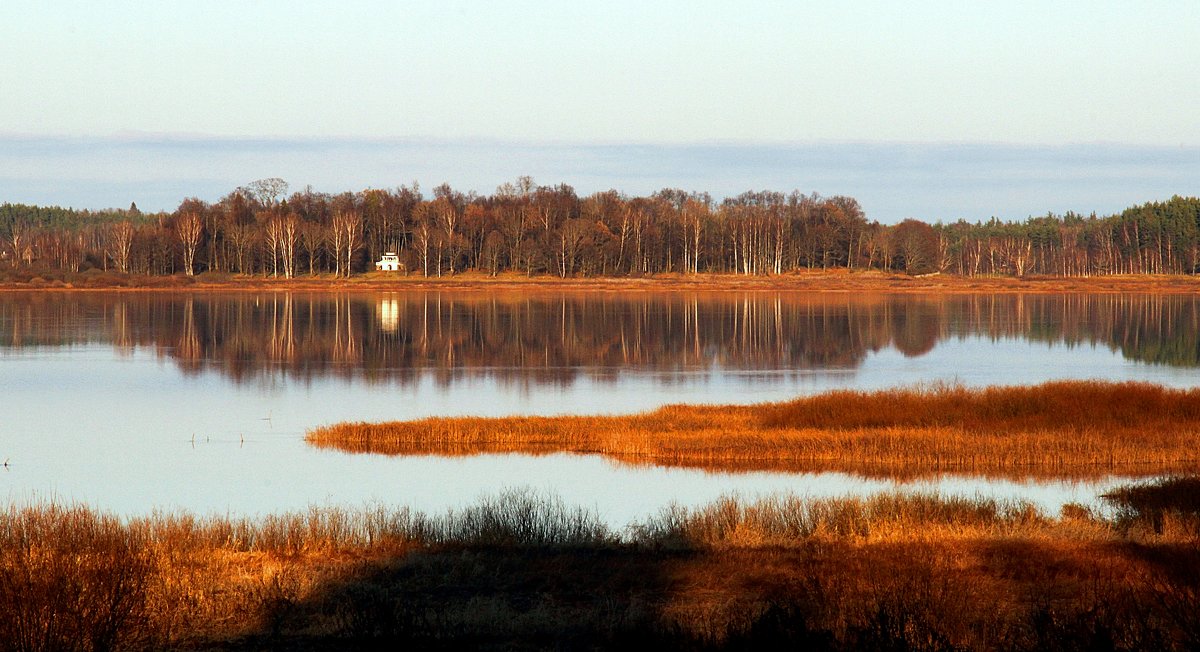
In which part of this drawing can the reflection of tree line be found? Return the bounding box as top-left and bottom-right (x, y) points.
(2, 293), (1199, 383)
(984, 293), (1200, 367)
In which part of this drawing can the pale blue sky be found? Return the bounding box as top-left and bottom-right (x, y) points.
(3, 0), (1198, 143)
(1, 1), (1198, 218)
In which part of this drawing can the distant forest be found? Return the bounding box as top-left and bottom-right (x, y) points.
(2, 177), (1199, 278)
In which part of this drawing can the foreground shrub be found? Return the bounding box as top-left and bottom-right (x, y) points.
(0, 505), (154, 652)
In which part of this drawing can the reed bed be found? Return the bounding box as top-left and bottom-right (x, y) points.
(128, 489), (613, 555)
(2, 486), (1197, 651)
(631, 493), (1053, 549)
(761, 380), (1200, 431)
(1102, 475), (1200, 538)
(307, 381), (1200, 477)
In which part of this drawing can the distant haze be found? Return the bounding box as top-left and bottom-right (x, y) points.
(0, 136), (1196, 224)
(3, 2), (1197, 222)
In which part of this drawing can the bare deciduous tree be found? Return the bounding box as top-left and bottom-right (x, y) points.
(331, 210), (363, 277)
(175, 212), (203, 276)
(241, 178), (289, 208)
(104, 221), (135, 273)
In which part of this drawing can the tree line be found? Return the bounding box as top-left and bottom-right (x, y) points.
(2, 177), (1198, 278)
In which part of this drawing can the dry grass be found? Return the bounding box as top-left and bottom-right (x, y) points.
(2, 487), (1197, 650)
(0, 491), (612, 651)
(762, 380), (1200, 430)
(1102, 475), (1200, 538)
(307, 381), (1200, 478)
(630, 493), (1054, 549)
(0, 504), (155, 652)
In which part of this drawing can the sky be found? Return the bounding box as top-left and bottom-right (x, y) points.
(1, 1), (1198, 221)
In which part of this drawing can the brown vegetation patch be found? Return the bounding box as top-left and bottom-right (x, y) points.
(2, 489), (1198, 650)
(307, 381), (1200, 478)
(1102, 476), (1200, 537)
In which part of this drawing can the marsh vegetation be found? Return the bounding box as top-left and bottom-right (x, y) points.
(309, 381), (1200, 478)
(2, 481), (1197, 651)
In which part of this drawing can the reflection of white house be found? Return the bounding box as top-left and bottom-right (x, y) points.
(375, 252), (401, 271)
(376, 297), (400, 333)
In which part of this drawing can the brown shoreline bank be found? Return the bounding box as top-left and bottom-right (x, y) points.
(5, 268), (1200, 294)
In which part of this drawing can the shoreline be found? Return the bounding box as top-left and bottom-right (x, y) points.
(5, 269), (1200, 294)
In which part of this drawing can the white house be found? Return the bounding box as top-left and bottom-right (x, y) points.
(375, 252), (401, 272)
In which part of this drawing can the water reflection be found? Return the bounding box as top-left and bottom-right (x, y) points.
(2, 292), (1199, 387)
(2, 290), (1197, 519)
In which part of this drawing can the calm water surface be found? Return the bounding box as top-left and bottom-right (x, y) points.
(2, 291), (1197, 524)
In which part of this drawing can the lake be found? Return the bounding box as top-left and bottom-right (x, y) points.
(2, 290), (1197, 525)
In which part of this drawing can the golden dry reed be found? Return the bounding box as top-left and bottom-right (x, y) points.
(2, 485), (1197, 650)
(307, 381), (1200, 477)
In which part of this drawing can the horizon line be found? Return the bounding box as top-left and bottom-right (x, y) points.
(2, 132), (1198, 151)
